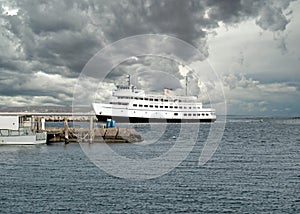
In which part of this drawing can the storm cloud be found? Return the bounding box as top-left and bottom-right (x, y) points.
(0, 0), (299, 114)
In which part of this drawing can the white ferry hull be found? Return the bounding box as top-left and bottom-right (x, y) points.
(96, 115), (216, 123)
(92, 103), (216, 123)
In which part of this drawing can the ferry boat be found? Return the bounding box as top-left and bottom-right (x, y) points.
(0, 116), (47, 145)
(92, 76), (216, 123)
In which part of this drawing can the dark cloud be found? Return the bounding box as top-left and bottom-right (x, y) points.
(2, 0), (295, 74)
(0, 0), (297, 109)
(108, 1), (207, 45)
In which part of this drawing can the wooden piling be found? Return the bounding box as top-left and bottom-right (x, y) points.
(36, 117), (40, 132)
(31, 116), (35, 132)
(89, 116), (93, 143)
(63, 117), (69, 144)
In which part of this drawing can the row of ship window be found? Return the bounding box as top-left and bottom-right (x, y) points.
(183, 113), (210, 116)
(118, 96), (185, 102)
(130, 111), (210, 116)
(131, 112), (209, 117)
(132, 104), (201, 109)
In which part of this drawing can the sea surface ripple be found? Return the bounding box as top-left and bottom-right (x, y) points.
(0, 117), (299, 213)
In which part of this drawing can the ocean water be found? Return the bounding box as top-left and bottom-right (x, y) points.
(0, 117), (299, 213)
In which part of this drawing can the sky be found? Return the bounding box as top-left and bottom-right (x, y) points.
(0, 0), (299, 115)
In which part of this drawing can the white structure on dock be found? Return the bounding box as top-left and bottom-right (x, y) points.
(0, 116), (47, 145)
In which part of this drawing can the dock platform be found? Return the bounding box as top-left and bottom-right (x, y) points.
(0, 112), (143, 144)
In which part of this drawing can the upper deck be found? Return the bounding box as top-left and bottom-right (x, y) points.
(112, 84), (198, 104)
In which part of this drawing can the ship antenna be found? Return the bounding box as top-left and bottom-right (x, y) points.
(127, 74), (130, 87)
(185, 75), (188, 96)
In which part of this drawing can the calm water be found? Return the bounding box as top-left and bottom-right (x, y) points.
(0, 117), (299, 213)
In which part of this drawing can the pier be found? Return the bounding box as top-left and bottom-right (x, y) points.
(46, 127), (143, 143)
(45, 117), (143, 144)
(0, 112), (143, 144)
(0, 112), (94, 122)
